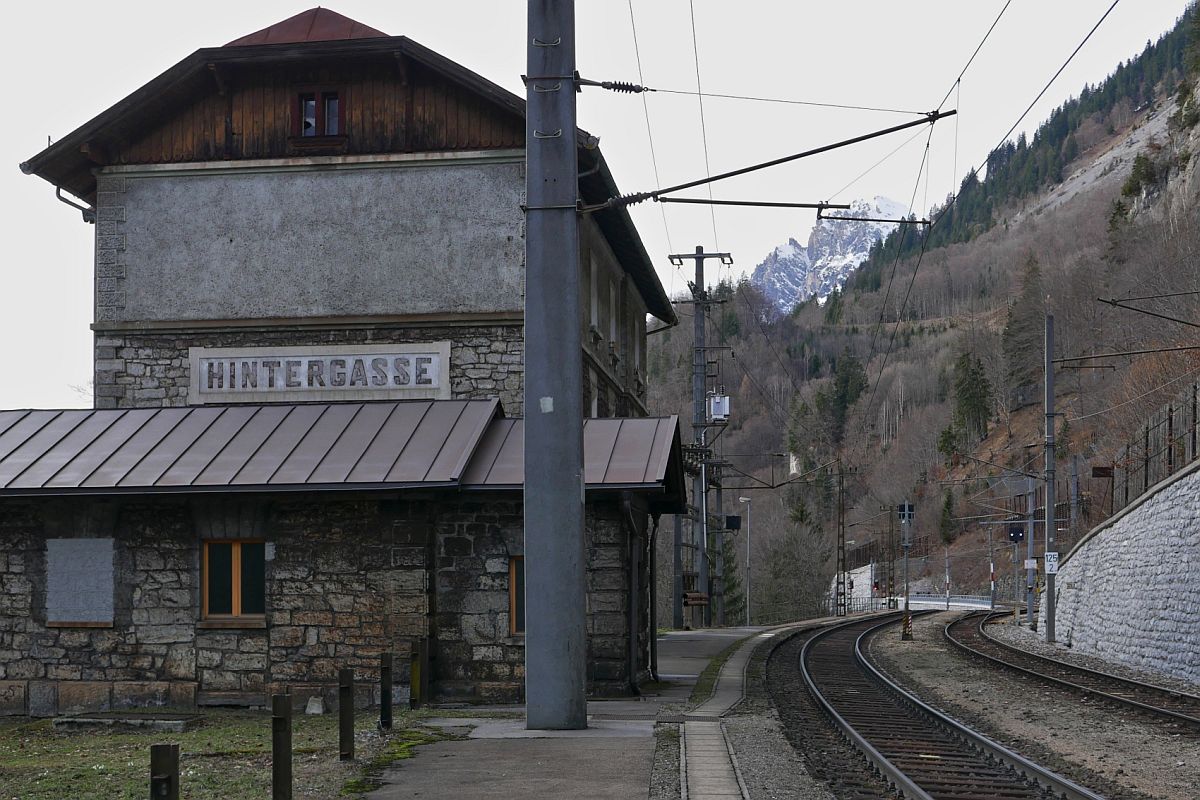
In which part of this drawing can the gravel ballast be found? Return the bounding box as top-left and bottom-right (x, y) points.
(868, 611), (1200, 800)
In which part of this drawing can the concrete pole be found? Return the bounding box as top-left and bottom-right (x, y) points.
(698, 428), (710, 627)
(524, 0), (587, 730)
(1025, 477), (1035, 628)
(1045, 313), (1057, 643)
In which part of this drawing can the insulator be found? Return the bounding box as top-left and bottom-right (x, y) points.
(602, 81), (646, 94)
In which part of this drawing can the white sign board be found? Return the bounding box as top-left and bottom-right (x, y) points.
(1045, 552), (1059, 574)
(1024, 558), (1037, 570)
(189, 343), (452, 404)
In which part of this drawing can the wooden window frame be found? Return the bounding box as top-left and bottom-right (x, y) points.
(293, 86), (346, 139)
(508, 556), (525, 636)
(201, 540), (266, 625)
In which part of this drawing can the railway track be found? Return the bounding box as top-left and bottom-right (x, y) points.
(800, 614), (1105, 800)
(945, 611), (1200, 728)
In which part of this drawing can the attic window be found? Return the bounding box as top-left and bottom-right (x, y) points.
(298, 91), (342, 137)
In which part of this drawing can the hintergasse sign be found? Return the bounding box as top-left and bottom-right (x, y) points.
(188, 343), (452, 404)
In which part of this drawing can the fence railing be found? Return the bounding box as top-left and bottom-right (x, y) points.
(1111, 383), (1199, 513)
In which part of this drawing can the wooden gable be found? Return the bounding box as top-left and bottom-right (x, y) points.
(111, 56), (523, 165)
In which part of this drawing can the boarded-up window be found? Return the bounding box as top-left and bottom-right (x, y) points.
(46, 538), (114, 627)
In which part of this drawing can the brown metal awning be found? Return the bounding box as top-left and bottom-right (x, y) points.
(0, 400), (499, 496)
(461, 416), (685, 511)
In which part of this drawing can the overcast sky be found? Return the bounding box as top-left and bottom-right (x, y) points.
(1, 0), (1190, 408)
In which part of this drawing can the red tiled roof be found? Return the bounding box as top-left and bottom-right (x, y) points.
(225, 8), (388, 47)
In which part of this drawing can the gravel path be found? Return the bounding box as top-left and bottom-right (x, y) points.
(724, 634), (836, 800)
(869, 612), (1200, 800)
(987, 618), (1200, 695)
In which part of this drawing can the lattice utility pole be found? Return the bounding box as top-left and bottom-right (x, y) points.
(672, 247), (730, 628)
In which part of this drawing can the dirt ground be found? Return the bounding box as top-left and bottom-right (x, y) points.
(868, 612), (1200, 800)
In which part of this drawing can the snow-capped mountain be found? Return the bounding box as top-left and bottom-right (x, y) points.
(751, 196), (910, 313)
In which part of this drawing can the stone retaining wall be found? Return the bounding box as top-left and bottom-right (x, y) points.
(1041, 460), (1200, 684)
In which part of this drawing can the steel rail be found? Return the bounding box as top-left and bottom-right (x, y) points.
(798, 613), (933, 800)
(945, 611), (1200, 728)
(854, 619), (1107, 800)
(800, 613), (1108, 800)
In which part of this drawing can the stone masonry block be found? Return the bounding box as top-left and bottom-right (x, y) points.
(28, 681), (56, 717)
(95, 176), (126, 193)
(57, 681), (112, 714)
(95, 205), (126, 222)
(97, 291), (127, 308)
(0, 681), (26, 716)
(95, 235), (126, 251)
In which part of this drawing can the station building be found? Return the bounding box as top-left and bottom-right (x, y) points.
(0, 8), (684, 716)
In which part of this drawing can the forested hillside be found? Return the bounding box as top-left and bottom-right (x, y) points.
(648, 6), (1200, 623)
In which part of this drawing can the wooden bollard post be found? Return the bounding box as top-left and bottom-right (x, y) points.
(149, 743), (179, 800)
(380, 653), (393, 730)
(339, 668), (354, 761)
(409, 638), (429, 710)
(271, 695), (292, 800)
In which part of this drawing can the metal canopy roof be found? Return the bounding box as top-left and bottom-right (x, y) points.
(461, 417), (683, 491)
(0, 403), (685, 510)
(0, 400), (499, 495)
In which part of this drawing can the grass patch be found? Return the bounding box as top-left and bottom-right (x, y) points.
(688, 635), (754, 707)
(0, 708), (452, 800)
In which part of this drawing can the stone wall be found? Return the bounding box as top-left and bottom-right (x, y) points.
(430, 498), (645, 703)
(1041, 460), (1200, 684)
(0, 493), (648, 715)
(94, 323), (525, 416)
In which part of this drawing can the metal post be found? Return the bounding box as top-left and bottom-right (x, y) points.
(672, 514), (683, 628)
(944, 546), (950, 610)
(150, 744), (179, 800)
(901, 505), (912, 640)
(1010, 542), (1018, 623)
(840, 465), (849, 618)
(744, 498), (751, 625)
(693, 249), (709, 627)
(339, 668), (354, 761)
(1044, 313), (1057, 643)
(1025, 477), (1035, 628)
(379, 653), (393, 730)
(714, 483), (724, 626)
(698, 427), (710, 626)
(988, 527), (995, 611)
(525, 0), (587, 730)
(271, 695), (292, 800)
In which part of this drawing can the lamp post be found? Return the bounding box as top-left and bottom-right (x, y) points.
(738, 496), (751, 626)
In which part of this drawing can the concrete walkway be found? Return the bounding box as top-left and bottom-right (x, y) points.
(368, 623), (810, 800)
(679, 628), (786, 799)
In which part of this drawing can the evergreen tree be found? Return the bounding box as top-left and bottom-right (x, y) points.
(939, 490), (956, 544)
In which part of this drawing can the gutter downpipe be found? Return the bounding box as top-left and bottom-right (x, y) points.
(621, 492), (643, 694)
(647, 513), (660, 681)
(55, 188), (96, 224)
